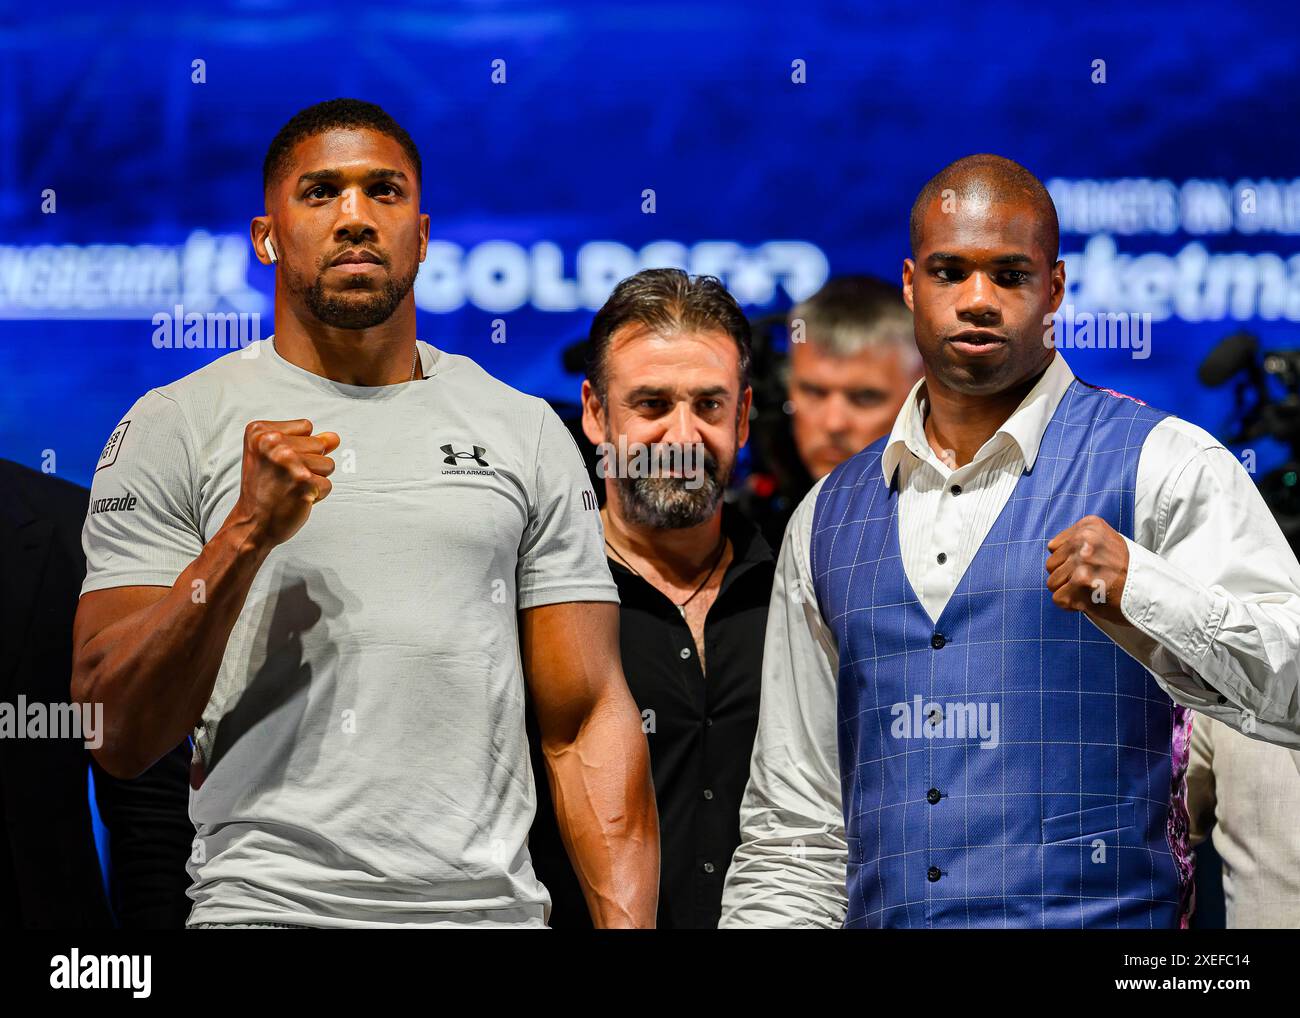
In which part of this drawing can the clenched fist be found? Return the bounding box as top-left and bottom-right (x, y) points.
(232, 419), (340, 549)
(1045, 515), (1131, 627)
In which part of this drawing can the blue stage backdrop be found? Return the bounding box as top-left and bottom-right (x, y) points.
(2, 0), (1298, 485)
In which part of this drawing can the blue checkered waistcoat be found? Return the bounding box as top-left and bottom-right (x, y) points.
(809, 379), (1195, 928)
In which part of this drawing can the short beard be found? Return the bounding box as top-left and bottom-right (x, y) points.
(290, 261), (419, 330)
(612, 442), (729, 530)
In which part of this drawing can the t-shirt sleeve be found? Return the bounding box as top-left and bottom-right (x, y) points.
(516, 401), (619, 609)
(81, 389), (205, 596)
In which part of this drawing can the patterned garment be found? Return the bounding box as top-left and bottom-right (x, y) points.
(810, 379), (1192, 928)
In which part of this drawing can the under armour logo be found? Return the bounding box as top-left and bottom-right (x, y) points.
(441, 443), (489, 467)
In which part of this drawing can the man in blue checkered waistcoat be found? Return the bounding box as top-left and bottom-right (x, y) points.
(720, 154), (1300, 928)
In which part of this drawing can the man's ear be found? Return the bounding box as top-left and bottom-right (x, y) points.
(902, 258), (915, 312)
(251, 217), (276, 266)
(1049, 258), (1066, 315)
(736, 385), (753, 449)
(580, 379), (606, 448)
(418, 212), (430, 262)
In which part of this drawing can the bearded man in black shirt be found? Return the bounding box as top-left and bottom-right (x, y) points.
(528, 268), (775, 929)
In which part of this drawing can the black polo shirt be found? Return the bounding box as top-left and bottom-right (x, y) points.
(526, 503), (775, 929)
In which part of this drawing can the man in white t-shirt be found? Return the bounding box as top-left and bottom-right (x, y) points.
(71, 99), (658, 928)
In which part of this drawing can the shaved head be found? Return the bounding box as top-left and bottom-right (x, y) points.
(909, 154), (1059, 264)
(901, 152), (1066, 401)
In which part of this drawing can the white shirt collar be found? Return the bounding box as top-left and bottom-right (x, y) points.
(880, 349), (1076, 484)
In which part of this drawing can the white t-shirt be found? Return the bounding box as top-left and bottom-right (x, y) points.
(81, 337), (618, 927)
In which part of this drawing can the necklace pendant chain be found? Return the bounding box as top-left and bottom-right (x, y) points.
(605, 532), (728, 619)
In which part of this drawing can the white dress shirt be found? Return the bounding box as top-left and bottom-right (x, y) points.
(720, 349), (1300, 928)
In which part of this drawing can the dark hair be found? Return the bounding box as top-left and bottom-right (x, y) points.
(586, 268), (752, 399)
(263, 98), (422, 195)
(909, 153), (1059, 263)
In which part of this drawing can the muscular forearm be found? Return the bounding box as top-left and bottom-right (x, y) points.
(544, 688), (659, 928)
(73, 510), (272, 778)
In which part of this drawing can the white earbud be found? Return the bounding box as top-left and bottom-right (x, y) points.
(265, 236), (278, 264)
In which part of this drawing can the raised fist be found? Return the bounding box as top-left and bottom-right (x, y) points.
(232, 419), (340, 548)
